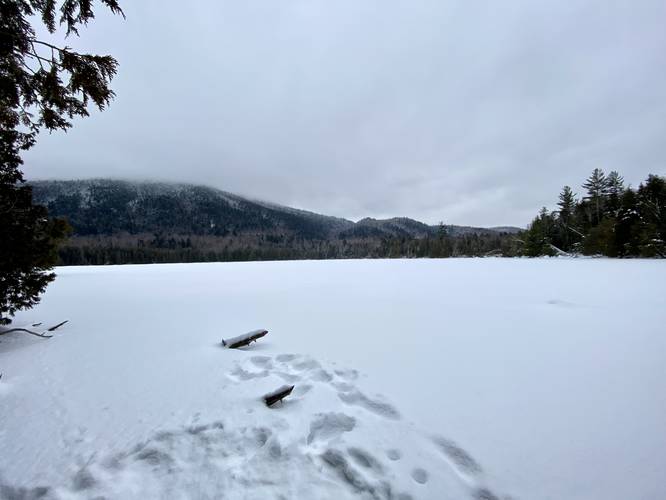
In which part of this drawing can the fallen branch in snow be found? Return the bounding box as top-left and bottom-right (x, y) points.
(46, 320), (69, 331)
(263, 385), (294, 407)
(222, 329), (268, 349)
(548, 244), (570, 256)
(0, 320), (69, 339)
(562, 222), (586, 239)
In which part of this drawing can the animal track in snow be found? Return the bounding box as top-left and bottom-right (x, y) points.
(386, 448), (402, 461)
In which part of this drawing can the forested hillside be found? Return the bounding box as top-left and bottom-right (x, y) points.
(523, 171), (666, 257)
(31, 179), (520, 264)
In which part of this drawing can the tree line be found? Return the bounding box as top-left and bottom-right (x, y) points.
(55, 229), (520, 265)
(522, 170), (665, 257)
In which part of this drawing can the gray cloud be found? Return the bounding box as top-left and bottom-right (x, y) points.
(24, 0), (666, 226)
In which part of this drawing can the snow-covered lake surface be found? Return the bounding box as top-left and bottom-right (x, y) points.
(1, 259), (665, 499)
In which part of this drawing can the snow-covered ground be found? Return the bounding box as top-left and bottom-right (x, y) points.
(1, 259), (664, 499)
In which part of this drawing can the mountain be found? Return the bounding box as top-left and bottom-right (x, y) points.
(28, 179), (522, 264)
(30, 179), (353, 239)
(30, 179), (518, 239)
(343, 217), (434, 239)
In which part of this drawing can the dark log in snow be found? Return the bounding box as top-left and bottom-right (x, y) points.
(0, 320), (69, 339)
(47, 320), (69, 332)
(221, 329), (268, 349)
(263, 385), (295, 407)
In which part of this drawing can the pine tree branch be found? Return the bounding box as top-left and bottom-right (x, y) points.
(30, 38), (73, 54)
(28, 41), (46, 70)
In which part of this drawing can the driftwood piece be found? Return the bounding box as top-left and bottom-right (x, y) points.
(263, 385), (295, 407)
(0, 320), (69, 339)
(47, 320), (69, 332)
(222, 329), (268, 349)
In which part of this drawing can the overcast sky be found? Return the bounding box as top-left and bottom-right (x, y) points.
(24, 0), (666, 226)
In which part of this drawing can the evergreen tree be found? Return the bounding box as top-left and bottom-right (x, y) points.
(0, 1), (123, 324)
(0, 184), (69, 323)
(555, 186), (578, 251)
(636, 175), (666, 257)
(582, 168), (609, 225)
(607, 171), (624, 196)
(583, 218), (617, 256)
(615, 188), (642, 256)
(522, 208), (557, 257)
(606, 170), (625, 216)
(557, 186), (576, 222)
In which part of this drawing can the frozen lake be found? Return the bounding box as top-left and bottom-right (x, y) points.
(1, 259), (664, 499)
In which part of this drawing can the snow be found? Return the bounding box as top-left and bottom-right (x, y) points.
(1, 258), (665, 499)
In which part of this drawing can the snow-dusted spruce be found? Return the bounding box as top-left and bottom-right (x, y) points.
(0, 320), (68, 339)
(221, 329), (268, 348)
(263, 384), (295, 407)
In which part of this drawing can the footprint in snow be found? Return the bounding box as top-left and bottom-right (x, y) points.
(229, 354), (402, 424)
(347, 447), (384, 472)
(250, 355), (273, 368)
(334, 368), (359, 381)
(474, 488), (501, 500)
(307, 412), (356, 445)
(411, 467), (429, 484)
(319, 448), (413, 500)
(431, 435), (505, 500)
(275, 353), (297, 362)
(331, 381), (355, 392)
(432, 436), (482, 476)
(275, 371), (300, 383)
(338, 389), (401, 420)
(232, 353), (338, 388)
(227, 365), (269, 382)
